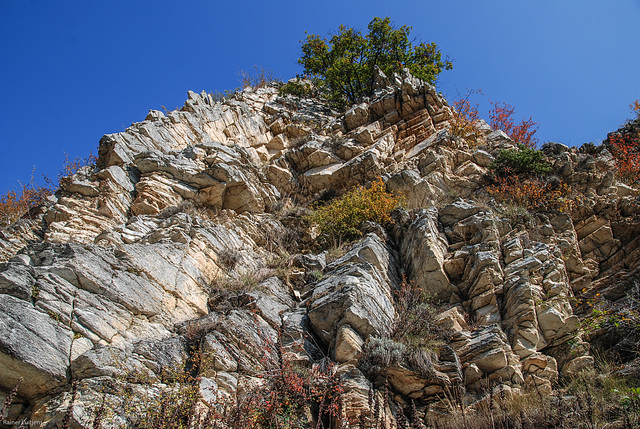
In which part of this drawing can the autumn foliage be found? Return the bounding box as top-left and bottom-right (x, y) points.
(451, 93), (483, 145)
(489, 101), (539, 148)
(488, 177), (576, 213)
(450, 91), (540, 149)
(0, 176), (52, 228)
(631, 99), (640, 118)
(0, 152), (96, 228)
(608, 103), (640, 185)
(308, 177), (404, 245)
(609, 133), (640, 185)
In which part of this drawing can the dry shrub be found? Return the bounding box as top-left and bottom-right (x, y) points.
(392, 276), (450, 351)
(56, 151), (97, 186)
(239, 65), (280, 89)
(451, 90), (484, 146)
(428, 363), (640, 428)
(488, 176), (577, 214)
(0, 174), (52, 227)
(0, 151), (97, 228)
(632, 99), (640, 118)
(361, 277), (450, 384)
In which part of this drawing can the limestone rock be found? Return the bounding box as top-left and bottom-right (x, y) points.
(308, 234), (398, 348)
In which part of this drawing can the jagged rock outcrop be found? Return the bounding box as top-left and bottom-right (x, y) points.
(1, 69), (639, 427)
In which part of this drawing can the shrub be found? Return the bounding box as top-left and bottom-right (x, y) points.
(0, 173), (52, 228)
(56, 151), (97, 184)
(489, 101), (539, 148)
(489, 145), (552, 178)
(451, 91), (483, 146)
(211, 88), (239, 103)
(307, 177), (404, 246)
(0, 151), (99, 228)
(488, 176), (577, 214)
(609, 130), (640, 185)
(278, 78), (317, 99)
(239, 65), (280, 89)
(392, 276), (450, 351)
(298, 17), (452, 108)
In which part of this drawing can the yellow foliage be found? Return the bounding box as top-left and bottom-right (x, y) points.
(308, 178), (404, 245)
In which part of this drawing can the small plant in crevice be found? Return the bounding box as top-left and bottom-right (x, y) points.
(391, 276), (451, 353)
(0, 378), (23, 421)
(211, 88), (240, 103)
(361, 277), (451, 385)
(55, 151), (98, 189)
(218, 249), (241, 271)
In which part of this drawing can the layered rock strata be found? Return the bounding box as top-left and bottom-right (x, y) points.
(1, 70), (638, 427)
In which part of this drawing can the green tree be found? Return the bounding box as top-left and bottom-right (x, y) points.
(299, 17), (452, 108)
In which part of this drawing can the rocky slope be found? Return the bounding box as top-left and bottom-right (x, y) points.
(1, 70), (639, 428)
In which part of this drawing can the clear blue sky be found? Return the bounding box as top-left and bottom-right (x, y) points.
(1, 1), (639, 195)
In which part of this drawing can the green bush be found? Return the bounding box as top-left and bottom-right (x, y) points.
(278, 79), (316, 98)
(489, 144), (552, 178)
(298, 17), (452, 108)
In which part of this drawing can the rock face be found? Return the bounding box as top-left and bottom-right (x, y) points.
(1, 70), (639, 427)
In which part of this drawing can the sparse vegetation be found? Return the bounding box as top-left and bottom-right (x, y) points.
(451, 89), (484, 146)
(239, 65), (280, 89)
(361, 277), (450, 389)
(488, 176), (576, 214)
(89, 326), (345, 429)
(0, 151), (96, 228)
(0, 172), (52, 228)
(427, 360), (640, 429)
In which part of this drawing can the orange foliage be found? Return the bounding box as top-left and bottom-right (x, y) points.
(489, 101), (539, 148)
(488, 177), (576, 213)
(631, 99), (640, 117)
(609, 133), (640, 185)
(0, 152), (96, 228)
(451, 96), (483, 145)
(0, 176), (52, 228)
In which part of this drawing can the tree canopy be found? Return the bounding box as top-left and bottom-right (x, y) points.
(298, 17), (452, 108)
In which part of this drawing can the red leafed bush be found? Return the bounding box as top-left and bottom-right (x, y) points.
(609, 132), (640, 185)
(489, 101), (539, 148)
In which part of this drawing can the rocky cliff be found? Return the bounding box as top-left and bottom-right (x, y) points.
(1, 70), (639, 428)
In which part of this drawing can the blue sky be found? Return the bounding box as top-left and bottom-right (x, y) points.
(1, 1), (639, 196)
